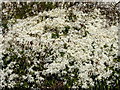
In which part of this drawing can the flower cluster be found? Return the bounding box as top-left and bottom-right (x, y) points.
(1, 6), (119, 89)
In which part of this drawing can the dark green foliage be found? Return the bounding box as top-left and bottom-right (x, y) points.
(69, 61), (74, 66)
(73, 26), (81, 31)
(62, 26), (70, 35)
(44, 2), (56, 11)
(113, 56), (120, 62)
(51, 32), (59, 38)
(64, 68), (79, 88)
(1, 2), (120, 89)
(60, 52), (65, 57)
(68, 10), (77, 22)
(42, 73), (64, 89)
(104, 44), (109, 48)
(32, 64), (44, 71)
(64, 43), (68, 49)
(89, 56), (120, 90)
(82, 31), (89, 37)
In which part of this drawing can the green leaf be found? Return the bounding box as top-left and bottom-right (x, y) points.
(64, 43), (67, 49)
(51, 32), (59, 38)
(60, 52), (65, 57)
(63, 26), (70, 35)
(23, 82), (29, 88)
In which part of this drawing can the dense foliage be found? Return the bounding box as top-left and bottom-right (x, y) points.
(0, 2), (120, 89)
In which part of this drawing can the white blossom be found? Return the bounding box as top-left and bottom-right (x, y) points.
(1, 6), (119, 89)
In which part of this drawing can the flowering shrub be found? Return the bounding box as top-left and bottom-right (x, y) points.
(0, 5), (119, 89)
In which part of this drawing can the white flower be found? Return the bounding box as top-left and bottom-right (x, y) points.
(2, 6), (119, 89)
(27, 74), (34, 83)
(82, 82), (88, 88)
